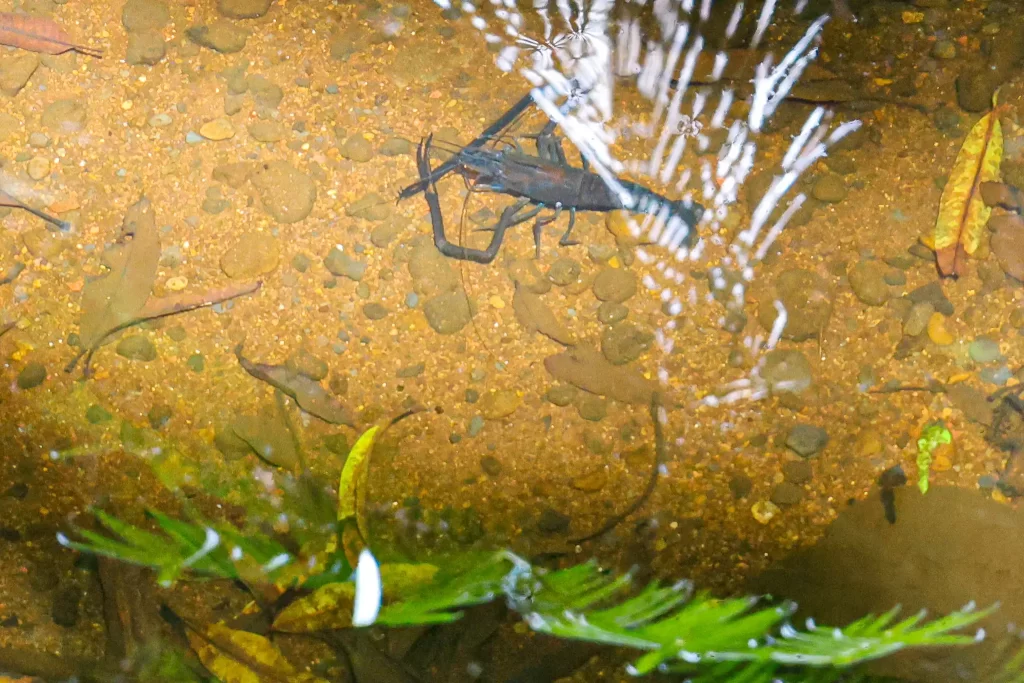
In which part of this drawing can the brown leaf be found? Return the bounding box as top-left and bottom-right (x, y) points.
(235, 343), (356, 427)
(0, 12), (102, 57)
(77, 197), (159, 351)
(544, 345), (658, 405)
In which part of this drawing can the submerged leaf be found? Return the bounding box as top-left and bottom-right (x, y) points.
(0, 11), (102, 56)
(235, 343), (356, 426)
(929, 100), (1003, 277)
(78, 198), (160, 350)
(337, 426), (379, 563)
(187, 621), (328, 683)
(230, 414), (299, 470)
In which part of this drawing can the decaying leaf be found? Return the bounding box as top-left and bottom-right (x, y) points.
(187, 621), (328, 683)
(234, 343), (357, 427)
(0, 12), (102, 57)
(229, 414), (299, 470)
(78, 197), (160, 350)
(927, 98), (1004, 277)
(272, 563), (438, 633)
(544, 345), (658, 405)
(512, 283), (574, 345)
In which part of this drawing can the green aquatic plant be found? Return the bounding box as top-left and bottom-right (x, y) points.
(916, 422), (952, 494)
(54, 425), (1007, 681)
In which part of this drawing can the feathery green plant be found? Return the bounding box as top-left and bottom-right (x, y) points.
(61, 510), (995, 680)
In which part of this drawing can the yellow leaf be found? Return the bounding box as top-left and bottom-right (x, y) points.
(337, 426), (380, 564)
(933, 100), (1004, 276)
(272, 563), (439, 633)
(187, 622), (329, 683)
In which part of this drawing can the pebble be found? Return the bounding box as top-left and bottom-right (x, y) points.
(601, 321), (653, 365)
(324, 246), (366, 281)
(199, 117), (235, 141)
(148, 113), (172, 127)
(370, 218), (404, 247)
(363, 303), (388, 320)
(729, 474), (753, 499)
(212, 161), (253, 188)
(185, 132), (203, 144)
(782, 460), (813, 484)
(218, 0), (272, 19)
(248, 120), (284, 142)
(811, 173), (847, 203)
(480, 456), (502, 477)
(423, 290), (473, 335)
(116, 335), (157, 361)
(479, 390), (520, 419)
(771, 482), (804, 505)
(902, 301), (933, 336)
(537, 507), (570, 534)
(597, 301), (628, 325)
(855, 429), (884, 457)
(926, 312), (954, 345)
(221, 233), (279, 278)
(187, 354), (205, 372)
(545, 384), (577, 406)
(187, 20), (249, 54)
(345, 192), (390, 221)
(165, 276), (188, 291)
(27, 157), (50, 180)
(51, 586), (80, 628)
(980, 366), (1013, 386)
(577, 394), (608, 421)
(16, 362), (46, 390)
(396, 363), (423, 378)
(592, 268), (636, 302)
(931, 39), (956, 59)
(339, 135), (375, 162)
(126, 30), (166, 65)
(547, 258), (581, 286)
(968, 337), (1002, 363)
(758, 269), (833, 341)
(909, 281), (953, 315)
(467, 415), (485, 437)
(380, 137), (412, 156)
(405, 292), (418, 308)
(751, 500), (780, 524)
(785, 424), (829, 457)
(251, 162), (316, 223)
(122, 0), (170, 32)
(848, 260), (891, 306)
(248, 74), (283, 110)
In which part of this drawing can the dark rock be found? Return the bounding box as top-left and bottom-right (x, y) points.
(537, 507), (570, 534)
(782, 459), (813, 484)
(51, 586), (80, 627)
(771, 482), (804, 505)
(16, 362), (46, 389)
(480, 456), (502, 477)
(729, 474), (753, 499)
(785, 424), (829, 457)
(758, 269), (833, 341)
